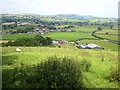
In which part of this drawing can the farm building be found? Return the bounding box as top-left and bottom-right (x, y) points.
(78, 43), (102, 49)
(52, 40), (68, 44)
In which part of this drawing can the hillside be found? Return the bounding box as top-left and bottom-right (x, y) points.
(2, 46), (118, 88)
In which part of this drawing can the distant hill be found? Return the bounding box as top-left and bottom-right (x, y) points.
(1, 13), (117, 22)
(40, 14), (97, 20)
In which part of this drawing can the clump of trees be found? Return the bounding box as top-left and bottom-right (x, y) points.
(2, 35), (53, 46)
(97, 27), (102, 31)
(2, 56), (85, 88)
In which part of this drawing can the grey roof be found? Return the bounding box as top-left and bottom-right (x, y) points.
(79, 43), (101, 49)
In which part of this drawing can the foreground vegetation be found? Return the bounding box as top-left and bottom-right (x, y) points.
(2, 46), (119, 88)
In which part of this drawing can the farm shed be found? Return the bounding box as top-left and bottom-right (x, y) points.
(79, 43), (102, 49)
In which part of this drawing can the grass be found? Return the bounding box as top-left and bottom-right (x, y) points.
(78, 40), (119, 51)
(65, 26), (98, 32)
(43, 32), (94, 41)
(95, 29), (118, 35)
(2, 46), (118, 88)
(2, 32), (94, 41)
(2, 33), (39, 40)
(95, 34), (119, 41)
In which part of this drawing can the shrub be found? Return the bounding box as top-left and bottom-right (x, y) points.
(2, 56), (85, 88)
(34, 56), (84, 88)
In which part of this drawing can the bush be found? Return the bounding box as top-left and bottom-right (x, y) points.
(34, 56), (84, 88)
(2, 56), (85, 88)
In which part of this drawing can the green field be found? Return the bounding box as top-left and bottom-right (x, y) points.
(2, 46), (118, 88)
(95, 29), (118, 35)
(95, 34), (119, 41)
(2, 32), (94, 41)
(43, 32), (94, 41)
(65, 26), (98, 32)
(2, 34), (39, 40)
(78, 40), (119, 51)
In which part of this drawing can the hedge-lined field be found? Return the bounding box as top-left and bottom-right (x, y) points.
(95, 34), (119, 41)
(43, 32), (94, 41)
(2, 32), (94, 41)
(2, 46), (118, 88)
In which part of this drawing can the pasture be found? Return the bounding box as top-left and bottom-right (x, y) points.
(2, 34), (39, 40)
(65, 26), (98, 32)
(43, 32), (94, 41)
(2, 46), (118, 88)
(95, 29), (118, 35)
(95, 34), (119, 41)
(94, 29), (119, 41)
(2, 32), (94, 41)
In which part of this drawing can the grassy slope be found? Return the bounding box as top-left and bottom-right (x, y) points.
(2, 45), (118, 88)
(94, 29), (119, 41)
(95, 29), (118, 35)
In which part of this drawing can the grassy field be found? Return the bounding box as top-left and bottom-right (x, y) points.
(78, 40), (119, 51)
(65, 26), (98, 32)
(95, 34), (119, 41)
(43, 32), (94, 41)
(2, 46), (118, 88)
(95, 29), (118, 35)
(2, 33), (39, 40)
(2, 32), (94, 41)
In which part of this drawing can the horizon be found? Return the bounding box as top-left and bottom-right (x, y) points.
(1, 13), (118, 19)
(0, 0), (119, 18)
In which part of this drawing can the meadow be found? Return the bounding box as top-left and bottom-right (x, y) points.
(95, 29), (119, 35)
(2, 32), (94, 41)
(43, 32), (94, 41)
(95, 34), (119, 41)
(65, 26), (98, 32)
(2, 33), (39, 40)
(2, 45), (118, 88)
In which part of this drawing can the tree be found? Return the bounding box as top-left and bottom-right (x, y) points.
(110, 25), (113, 29)
(46, 37), (53, 45)
(97, 27), (102, 31)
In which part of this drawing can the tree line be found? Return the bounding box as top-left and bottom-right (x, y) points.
(2, 35), (53, 46)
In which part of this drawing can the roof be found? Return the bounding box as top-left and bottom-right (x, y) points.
(79, 43), (101, 49)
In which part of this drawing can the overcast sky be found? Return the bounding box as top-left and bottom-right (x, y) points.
(0, 0), (119, 18)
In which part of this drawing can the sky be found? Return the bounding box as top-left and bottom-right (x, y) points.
(0, 0), (119, 18)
